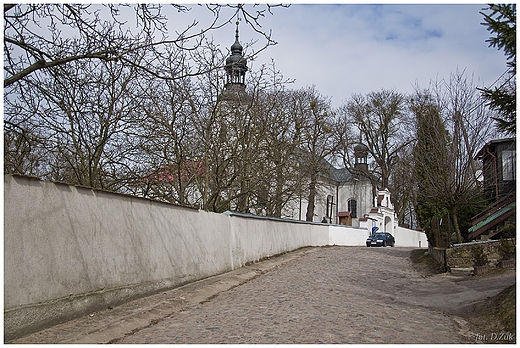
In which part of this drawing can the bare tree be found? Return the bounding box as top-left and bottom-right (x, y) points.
(3, 120), (46, 176)
(135, 72), (201, 206)
(246, 70), (305, 217)
(389, 146), (418, 227)
(412, 70), (498, 243)
(4, 4), (283, 88)
(286, 86), (339, 222)
(4, 4), (287, 196)
(4, 55), (144, 190)
(198, 62), (298, 214)
(128, 36), (227, 209)
(344, 89), (414, 191)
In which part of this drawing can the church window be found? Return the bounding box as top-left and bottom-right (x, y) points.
(348, 199), (357, 218)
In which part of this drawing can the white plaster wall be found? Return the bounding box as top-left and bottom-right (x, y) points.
(5, 174), (427, 339)
(328, 225), (371, 246)
(4, 175), (327, 311)
(4, 175), (234, 309)
(227, 214), (329, 266)
(393, 226), (428, 248)
(329, 224), (427, 248)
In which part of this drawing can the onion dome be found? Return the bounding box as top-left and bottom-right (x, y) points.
(354, 143), (369, 158)
(225, 22), (248, 85)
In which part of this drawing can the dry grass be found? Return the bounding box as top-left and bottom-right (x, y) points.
(464, 284), (516, 342)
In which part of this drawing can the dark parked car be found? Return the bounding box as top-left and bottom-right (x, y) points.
(366, 233), (395, 247)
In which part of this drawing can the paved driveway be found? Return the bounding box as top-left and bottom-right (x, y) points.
(10, 246), (515, 344)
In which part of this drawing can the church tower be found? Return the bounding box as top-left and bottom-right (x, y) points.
(225, 21), (248, 85)
(354, 142), (369, 172)
(221, 21), (250, 104)
(215, 21), (253, 213)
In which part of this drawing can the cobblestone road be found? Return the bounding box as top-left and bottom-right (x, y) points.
(11, 246), (515, 344)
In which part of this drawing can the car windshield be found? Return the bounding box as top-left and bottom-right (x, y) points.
(374, 234), (386, 238)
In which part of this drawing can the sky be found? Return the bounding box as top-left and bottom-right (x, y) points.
(167, 3), (508, 108)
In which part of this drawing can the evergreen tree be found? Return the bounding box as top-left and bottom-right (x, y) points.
(479, 4), (516, 135)
(412, 95), (451, 246)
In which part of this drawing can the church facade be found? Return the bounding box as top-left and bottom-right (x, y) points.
(281, 148), (396, 234)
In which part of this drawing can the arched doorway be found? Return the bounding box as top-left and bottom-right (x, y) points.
(384, 216), (392, 232)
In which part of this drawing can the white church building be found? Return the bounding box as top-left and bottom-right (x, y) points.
(282, 142), (398, 236)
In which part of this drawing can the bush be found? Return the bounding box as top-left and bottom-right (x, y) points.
(500, 224), (516, 239)
(498, 238), (515, 260)
(471, 244), (489, 266)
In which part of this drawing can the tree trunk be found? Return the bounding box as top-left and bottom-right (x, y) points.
(269, 161), (284, 218)
(274, 177), (283, 218)
(431, 217), (440, 248)
(449, 206), (462, 244)
(306, 174), (317, 222)
(238, 179), (249, 213)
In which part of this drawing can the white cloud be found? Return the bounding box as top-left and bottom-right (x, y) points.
(242, 4), (506, 106)
(161, 4), (507, 107)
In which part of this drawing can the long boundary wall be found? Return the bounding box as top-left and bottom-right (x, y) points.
(4, 174), (425, 340)
(393, 226), (428, 248)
